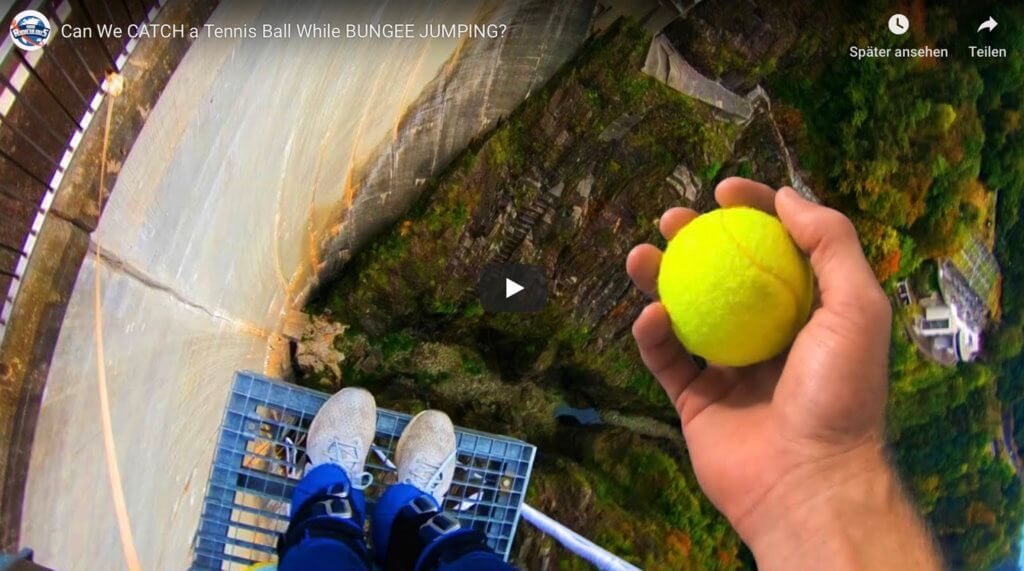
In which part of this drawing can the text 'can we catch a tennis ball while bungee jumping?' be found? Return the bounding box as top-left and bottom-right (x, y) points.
(658, 207), (814, 367)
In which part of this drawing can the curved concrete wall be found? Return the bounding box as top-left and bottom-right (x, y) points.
(17, 0), (591, 568)
(315, 0), (594, 287)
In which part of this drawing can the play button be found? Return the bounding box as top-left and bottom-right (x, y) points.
(506, 278), (524, 298)
(477, 264), (547, 313)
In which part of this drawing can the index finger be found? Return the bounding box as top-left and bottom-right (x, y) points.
(715, 177), (777, 214)
(659, 207), (698, 241)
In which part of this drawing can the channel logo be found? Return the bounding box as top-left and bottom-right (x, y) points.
(9, 10), (52, 51)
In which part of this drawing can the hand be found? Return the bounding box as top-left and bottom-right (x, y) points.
(626, 178), (940, 570)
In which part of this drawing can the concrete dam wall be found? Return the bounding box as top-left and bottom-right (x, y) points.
(315, 0), (595, 290)
(17, 0), (592, 568)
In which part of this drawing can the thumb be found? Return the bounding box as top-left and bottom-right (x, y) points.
(773, 187), (891, 441)
(774, 187), (887, 315)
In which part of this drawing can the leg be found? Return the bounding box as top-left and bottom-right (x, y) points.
(371, 411), (516, 571)
(278, 388), (379, 571)
(278, 464), (370, 570)
(373, 483), (515, 571)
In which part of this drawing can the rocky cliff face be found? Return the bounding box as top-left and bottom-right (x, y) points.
(306, 20), (804, 570)
(663, 0), (819, 92)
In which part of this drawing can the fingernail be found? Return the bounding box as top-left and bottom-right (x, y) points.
(778, 186), (804, 203)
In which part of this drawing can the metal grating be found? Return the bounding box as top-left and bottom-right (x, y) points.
(192, 371), (536, 570)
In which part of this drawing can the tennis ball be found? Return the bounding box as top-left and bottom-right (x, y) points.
(657, 207), (813, 366)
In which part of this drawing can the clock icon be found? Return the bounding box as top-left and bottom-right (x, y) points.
(888, 13), (910, 35)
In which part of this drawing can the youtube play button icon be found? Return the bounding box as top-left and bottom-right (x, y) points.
(506, 278), (525, 298)
(477, 263), (548, 313)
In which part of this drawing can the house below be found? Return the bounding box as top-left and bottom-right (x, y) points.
(901, 235), (997, 366)
(914, 297), (983, 363)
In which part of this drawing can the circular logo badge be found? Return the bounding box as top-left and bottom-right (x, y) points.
(9, 10), (52, 51)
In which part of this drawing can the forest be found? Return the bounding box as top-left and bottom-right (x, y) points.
(301, 2), (1024, 569)
(767, 1), (1024, 568)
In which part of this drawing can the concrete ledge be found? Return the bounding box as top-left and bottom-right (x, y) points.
(642, 33), (753, 121)
(0, 0), (220, 551)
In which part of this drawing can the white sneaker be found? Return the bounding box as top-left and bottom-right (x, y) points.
(394, 410), (457, 504)
(306, 387), (377, 489)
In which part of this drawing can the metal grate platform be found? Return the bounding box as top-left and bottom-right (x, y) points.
(192, 372), (536, 570)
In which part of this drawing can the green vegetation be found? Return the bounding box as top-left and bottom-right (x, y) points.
(984, 24), (1024, 553)
(304, 5), (1024, 569)
(308, 21), (742, 569)
(526, 431), (739, 570)
(888, 322), (1022, 569)
(770, 3), (991, 282)
(768, 2), (1024, 568)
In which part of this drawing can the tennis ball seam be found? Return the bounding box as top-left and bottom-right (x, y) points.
(717, 211), (801, 325)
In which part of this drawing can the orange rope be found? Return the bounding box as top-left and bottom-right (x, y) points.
(93, 75), (143, 571)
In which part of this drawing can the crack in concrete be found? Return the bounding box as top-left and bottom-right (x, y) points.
(88, 241), (268, 337)
(48, 209), (96, 236)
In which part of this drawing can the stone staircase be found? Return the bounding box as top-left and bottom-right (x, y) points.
(492, 178), (561, 264)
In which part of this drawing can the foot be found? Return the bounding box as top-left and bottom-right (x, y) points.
(306, 387), (377, 489)
(394, 410), (457, 504)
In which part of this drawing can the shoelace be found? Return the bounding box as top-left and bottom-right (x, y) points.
(326, 438), (374, 489)
(404, 450), (456, 495)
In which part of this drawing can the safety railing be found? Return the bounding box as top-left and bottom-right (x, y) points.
(0, 0), (164, 342)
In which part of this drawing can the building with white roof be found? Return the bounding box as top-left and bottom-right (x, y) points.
(914, 298), (982, 362)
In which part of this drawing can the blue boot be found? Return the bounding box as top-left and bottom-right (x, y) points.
(278, 388), (379, 571)
(372, 411), (515, 571)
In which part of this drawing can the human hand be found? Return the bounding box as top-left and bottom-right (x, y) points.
(626, 178), (939, 570)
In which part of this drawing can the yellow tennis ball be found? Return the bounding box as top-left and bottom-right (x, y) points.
(657, 207), (813, 366)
